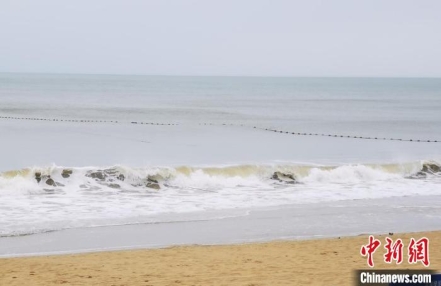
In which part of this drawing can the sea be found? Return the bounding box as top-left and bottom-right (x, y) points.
(0, 73), (440, 239)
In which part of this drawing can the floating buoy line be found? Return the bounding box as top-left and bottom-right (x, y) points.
(0, 115), (439, 143)
(0, 115), (177, 126)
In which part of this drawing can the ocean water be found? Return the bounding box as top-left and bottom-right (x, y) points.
(0, 73), (440, 237)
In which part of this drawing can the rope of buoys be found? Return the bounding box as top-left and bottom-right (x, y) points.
(0, 116), (177, 126)
(254, 127), (438, 143)
(0, 115), (438, 143)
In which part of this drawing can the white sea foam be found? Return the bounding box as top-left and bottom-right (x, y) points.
(0, 161), (440, 237)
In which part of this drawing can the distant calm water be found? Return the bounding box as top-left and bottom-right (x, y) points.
(0, 73), (440, 237)
(1, 73), (440, 139)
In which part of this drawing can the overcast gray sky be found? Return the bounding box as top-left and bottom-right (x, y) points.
(1, 0), (440, 77)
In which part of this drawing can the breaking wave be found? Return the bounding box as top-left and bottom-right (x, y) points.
(0, 160), (439, 194)
(0, 160), (440, 237)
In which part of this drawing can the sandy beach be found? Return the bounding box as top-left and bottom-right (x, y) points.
(1, 231), (439, 286)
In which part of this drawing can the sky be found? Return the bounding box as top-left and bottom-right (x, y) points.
(0, 0), (440, 77)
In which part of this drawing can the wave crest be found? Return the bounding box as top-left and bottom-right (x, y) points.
(0, 160), (439, 194)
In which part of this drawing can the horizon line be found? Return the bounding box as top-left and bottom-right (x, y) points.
(0, 71), (440, 79)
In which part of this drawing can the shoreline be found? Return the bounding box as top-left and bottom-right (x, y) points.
(1, 195), (441, 258)
(0, 230), (419, 259)
(1, 230), (439, 286)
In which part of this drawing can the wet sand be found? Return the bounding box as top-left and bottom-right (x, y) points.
(0, 231), (439, 286)
(2, 196), (441, 258)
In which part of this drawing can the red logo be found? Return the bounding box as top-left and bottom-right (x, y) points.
(360, 235), (381, 267)
(408, 237), (430, 267)
(384, 237), (403, 264)
(361, 236), (430, 267)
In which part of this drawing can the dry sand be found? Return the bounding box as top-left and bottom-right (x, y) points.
(0, 231), (439, 286)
